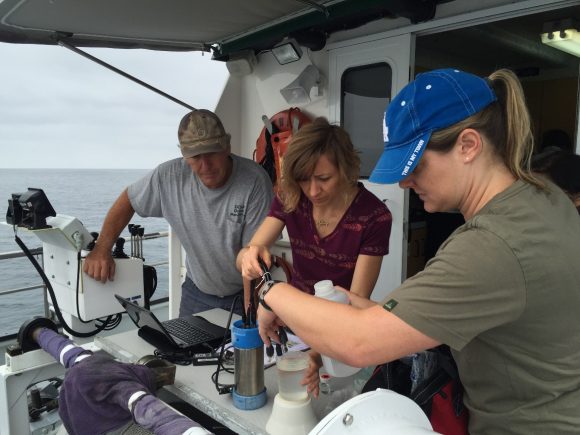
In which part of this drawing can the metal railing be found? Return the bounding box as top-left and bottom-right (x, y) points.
(0, 231), (169, 338)
(0, 248), (45, 297)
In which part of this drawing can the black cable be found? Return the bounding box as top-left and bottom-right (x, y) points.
(15, 234), (115, 338)
(96, 314), (122, 330)
(151, 338), (222, 366)
(259, 129), (277, 185)
(247, 279), (256, 327)
(239, 295), (247, 328)
(74, 251), (91, 323)
(212, 295), (239, 394)
(153, 348), (194, 366)
(72, 251), (123, 328)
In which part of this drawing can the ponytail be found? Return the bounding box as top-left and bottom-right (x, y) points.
(488, 69), (542, 188)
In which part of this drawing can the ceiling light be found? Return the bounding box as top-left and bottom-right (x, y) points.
(541, 19), (580, 58)
(272, 38), (303, 65)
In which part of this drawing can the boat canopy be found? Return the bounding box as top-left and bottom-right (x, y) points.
(0, 0), (444, 59)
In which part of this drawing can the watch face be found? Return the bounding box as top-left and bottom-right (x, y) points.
(258, 280), (270, 300)
(258, 280), (276, 311)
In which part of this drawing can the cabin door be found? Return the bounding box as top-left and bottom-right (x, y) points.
(328, 34), (413, 302)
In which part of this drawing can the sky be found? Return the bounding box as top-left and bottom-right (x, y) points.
(0, 42), (229, 169)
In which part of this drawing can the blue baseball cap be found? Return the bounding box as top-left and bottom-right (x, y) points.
(369, 68), (497, 184)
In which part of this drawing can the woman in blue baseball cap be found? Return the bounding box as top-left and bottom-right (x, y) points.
(256, 68), (580, 433)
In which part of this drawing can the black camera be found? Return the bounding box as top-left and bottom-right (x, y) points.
(6, 188), (56, 230)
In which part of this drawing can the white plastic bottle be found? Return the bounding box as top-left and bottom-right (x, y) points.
(313, 280), (360, 377)
(314, 280), (349, 304)
(319, 373), (357, 418)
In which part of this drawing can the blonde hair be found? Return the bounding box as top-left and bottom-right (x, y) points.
(428, 69), (544, 189)
(279, 117), (360, 212)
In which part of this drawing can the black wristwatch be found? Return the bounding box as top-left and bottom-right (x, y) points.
(258, 279), (277, 311)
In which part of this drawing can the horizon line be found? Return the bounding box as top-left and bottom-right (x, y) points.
(0, 167), (154, 170)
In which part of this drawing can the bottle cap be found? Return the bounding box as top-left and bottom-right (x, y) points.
(314, 280), (335, 298)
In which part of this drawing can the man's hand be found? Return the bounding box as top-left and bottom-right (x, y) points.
(82, 189), (135, 284)
(83, 245), (116, 283)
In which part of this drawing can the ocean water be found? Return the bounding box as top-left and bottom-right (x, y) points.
(0, 168), (169, 337)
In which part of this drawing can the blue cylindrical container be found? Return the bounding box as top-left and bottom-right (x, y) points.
(231, 319), (267, 410)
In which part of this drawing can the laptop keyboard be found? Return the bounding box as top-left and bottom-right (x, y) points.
(164, 318), (213, 343)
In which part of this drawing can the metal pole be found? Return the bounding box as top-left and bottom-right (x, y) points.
(57, 39), (196, 111)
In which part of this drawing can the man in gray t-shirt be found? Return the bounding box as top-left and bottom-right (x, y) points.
(84, 109), (273, 316)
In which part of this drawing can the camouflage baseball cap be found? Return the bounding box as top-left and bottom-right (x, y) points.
(178, 109), (231, 158)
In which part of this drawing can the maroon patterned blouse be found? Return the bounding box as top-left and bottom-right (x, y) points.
(268, 183), (392, 294)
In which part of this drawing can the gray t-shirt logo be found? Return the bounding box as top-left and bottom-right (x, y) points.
(230, 204), (246, 222)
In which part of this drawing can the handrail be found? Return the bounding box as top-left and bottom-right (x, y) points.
(0, 284), (45, 297)
(0, 231), (170, 340)
(142, 231), (169, 240)
(0, 231), (168, 261)
(0, 231), (169, 297)
(0, 248), (43, 261)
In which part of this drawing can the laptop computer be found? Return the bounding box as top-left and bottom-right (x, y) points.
(115, 294), (229, 352)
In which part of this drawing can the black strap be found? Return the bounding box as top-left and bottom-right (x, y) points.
(411, 368), (450, 407)
(259, 127), (277, 184)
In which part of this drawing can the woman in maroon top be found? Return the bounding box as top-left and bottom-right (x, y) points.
(237, 117), (392, 395)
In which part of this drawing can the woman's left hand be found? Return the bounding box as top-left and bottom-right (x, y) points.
(336, 285), (377, 309)
(257, 304), (284, 347)
(302, 351), (323, 398)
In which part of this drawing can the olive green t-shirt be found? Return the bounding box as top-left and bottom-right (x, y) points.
(384, 180), (580, 434)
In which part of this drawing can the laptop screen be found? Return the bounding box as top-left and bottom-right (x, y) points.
(115, 294), (169, 335)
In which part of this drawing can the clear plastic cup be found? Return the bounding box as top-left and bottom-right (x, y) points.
(276, 351), (309, 401)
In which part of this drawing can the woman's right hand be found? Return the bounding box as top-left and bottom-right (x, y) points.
(240, 245), (272, 280)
